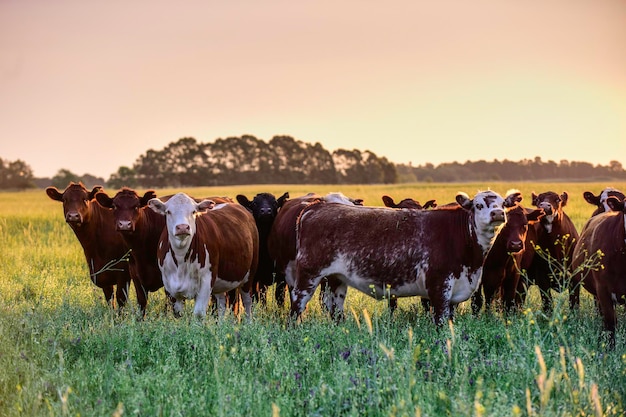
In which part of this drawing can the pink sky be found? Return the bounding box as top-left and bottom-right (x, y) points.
(1, 0), (625, 179)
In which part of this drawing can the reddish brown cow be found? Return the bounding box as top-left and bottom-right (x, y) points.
(95, 188), (171, 315)
(236, 192), (289, 305)
(290, 190), (512, 325)
(46, 182), (132, 308)
(472, 201), (544, 314)
(382, 195), (437, 210)
(570, 196), (626, 348)
(517, 191), (579, 313)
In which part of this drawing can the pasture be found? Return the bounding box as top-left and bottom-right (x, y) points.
(0, 182), (625, 416)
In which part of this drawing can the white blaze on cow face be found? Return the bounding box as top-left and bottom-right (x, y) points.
(148, 193), (215, 250)
(457, 190), (506, 254)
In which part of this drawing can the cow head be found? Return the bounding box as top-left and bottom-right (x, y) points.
(96, 188), (157, 232)
(46, 182), (102, 226)
(236, 192), (289, 224)
(148, 193), (215, 249)
(324, 192), (364, 206)
(531, 191), (568, 233)
(382, 195), (436, 210)
(583, 187), (625, 217)
(500, 204), (545, 253)
(456, 190), (506, 253)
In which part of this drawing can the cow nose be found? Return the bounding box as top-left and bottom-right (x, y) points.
(508, 240), (524, 253)
(259, 207), (272, 216)
(491, 209), (505, 222)
(175, 224), (190, 236)
(117, 220), (133, 231)
(66, 211), (81, 223)
(539, 203), (553, 215)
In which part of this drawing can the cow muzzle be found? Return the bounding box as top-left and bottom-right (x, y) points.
(117, 220), (134, 232)
(65, 211), (82, 224)
(507, 240), (524, 253)
(490, 209), (505, 223)
(175, 224), (191, 237)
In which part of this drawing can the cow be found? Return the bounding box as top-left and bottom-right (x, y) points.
(148, 193), (259, 318)
(95, 188), (172, 315)
(471, 197), (545, 314)
(569, 190), (625, 311)
(569, 196), (626, 349)
(46, 182), (132, 308)
(582, 187), (625, 217)
(382, 195), (437, 210)
(267, 192), (363, 308)
(236, 192), (289, 305)
(289, 190), (511, 325)
(517, 191), (579, 313)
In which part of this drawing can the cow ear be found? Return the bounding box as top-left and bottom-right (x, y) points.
(236, 195), (251, 208)
(531, 192), (539, 206)
(607, 196), (624, 212)
(382, 195), (395, 207)
(456, 192), (472, 210)
(140, 191), (157, 207)
(583, 191), (600, 206)
(352, 198), (364, 206)
(560, 192), (569, 207)
(423, 199), (437, 209)
(197, 199), (215, 212)
(45, 187), (63, 201)
(95, 192), (113, 209)
(277, 192), (289, 208)
(88, 186), (103, 200)
(148, 198), (167, 215)
(527, 208), (545, 223)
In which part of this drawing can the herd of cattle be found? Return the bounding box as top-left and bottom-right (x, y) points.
(45, 183), (626, 348)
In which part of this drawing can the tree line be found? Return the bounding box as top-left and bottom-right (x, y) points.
(2, 135), (626, 190)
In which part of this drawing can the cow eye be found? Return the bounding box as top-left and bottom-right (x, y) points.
(476, 203), (483, 209)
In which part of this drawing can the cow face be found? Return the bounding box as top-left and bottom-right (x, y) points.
(96, 188), (156, 232)
(456, 190), (506, 253)
(237, 192), (288, 224)
(532, 191), (568, 233)
(148, 193), (215, 249)
(500, 205), (545, 253)
(583, 187), (625, 216)
(46, 182), (102, 226)
(324, 192), (364, 206)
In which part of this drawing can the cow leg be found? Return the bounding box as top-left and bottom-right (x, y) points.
(501, 272), (520, 312)
(193, 276), (213, 318)
(213, 293), (227, 317)
(420, 298), (431, 314)
(102, 286), (115, 308)
(173, 299), (185, 318)
(471, 286), (484, 316)
(328, 280), (347, 321)
(274, 277), (287, 307)
(428, 288), (451, 326)
(569, 278), (581, 310)
(115, 280), (129, 309)
(240, 290), (253, 318)
(596, 287), (617, 350)
(289, 275), (324, 322)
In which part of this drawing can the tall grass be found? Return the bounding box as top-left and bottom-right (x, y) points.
(0, 183), (624, 416)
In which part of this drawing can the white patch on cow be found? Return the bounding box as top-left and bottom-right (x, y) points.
(600, 188), (618, 212)
(472, 191), (506, 254)
(211, 203), (229, 211)
(324, 192), (355, 205)
(284, 260), (296, 287)
(449, 266), (482, 304)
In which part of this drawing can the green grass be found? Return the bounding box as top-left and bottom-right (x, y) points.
(1, 183), (625, 416)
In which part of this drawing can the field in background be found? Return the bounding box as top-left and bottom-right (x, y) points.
(0, 182), (625, 416)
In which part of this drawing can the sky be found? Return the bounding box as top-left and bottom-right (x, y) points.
(1, 0), (625, 179)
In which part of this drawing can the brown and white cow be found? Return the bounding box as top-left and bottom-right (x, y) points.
(570, 196), (626, 348)
(148, 193), (259, 318)
(472, 198), (545, 314)
(236, 191), (289, 305)
(583, 187), (625, 217)
(289, 190), (509, 325)
(46, 182), (132, 308)
(517, 191), (579, 312)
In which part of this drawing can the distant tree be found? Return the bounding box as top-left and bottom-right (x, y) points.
(50, 169), (81, 189)
(0, 158), (35, 189)
(107, 166), (138, 189)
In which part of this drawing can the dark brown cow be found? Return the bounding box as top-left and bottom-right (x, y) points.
(46, 182), (132, 308)
(236, 192), (289, 305)
(148, 193), (259, 318)
(95, 188), (171, 315)
(472, 201), (544, 314)
(515, 191), (579, 313)
(582, 187), (625, 217)
(570, 196), (626, 348)
(382, 195), (437, 210)
(290, 190), (510, 325)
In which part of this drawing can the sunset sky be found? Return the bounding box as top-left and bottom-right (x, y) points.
(1, 0), (625, 179)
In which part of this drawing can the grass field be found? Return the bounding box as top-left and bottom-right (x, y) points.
(0, 182), (625, 416)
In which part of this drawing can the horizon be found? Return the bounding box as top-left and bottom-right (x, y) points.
(2, 1), (625, 178)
